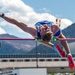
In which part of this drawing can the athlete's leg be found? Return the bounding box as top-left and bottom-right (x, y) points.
(58, 33), (75, 69)
(55, 18), (74, 69)
(58, 33), (70, 53)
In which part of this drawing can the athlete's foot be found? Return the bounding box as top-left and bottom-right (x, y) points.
(56, 44), (66, 57)
(67, 54), (75, 69)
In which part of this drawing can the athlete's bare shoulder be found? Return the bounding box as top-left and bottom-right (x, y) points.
(26, 25), (37, 37)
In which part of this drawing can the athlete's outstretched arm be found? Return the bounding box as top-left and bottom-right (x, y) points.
(0, 13), (31, 32)
(0, 13), (36, 37)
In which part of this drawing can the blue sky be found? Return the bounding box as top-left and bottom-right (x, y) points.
(22, 0), (75, 22)
(0, 0), (74, 38)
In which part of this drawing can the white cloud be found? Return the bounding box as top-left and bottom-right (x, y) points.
(60, 19), (73, 30)
(0, 0), (73, 37)
(42, 8), (50, 12)
(0, 27), (6, 34)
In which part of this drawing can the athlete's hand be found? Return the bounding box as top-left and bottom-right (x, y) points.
(0, 13), (4, 18)
(56, 18), (61, 27)
(56, 18), (61, 22)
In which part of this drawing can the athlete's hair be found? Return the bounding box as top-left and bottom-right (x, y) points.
(42, 31), (53, 42)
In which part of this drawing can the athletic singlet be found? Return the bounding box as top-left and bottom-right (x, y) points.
(35, 20), (61, 39)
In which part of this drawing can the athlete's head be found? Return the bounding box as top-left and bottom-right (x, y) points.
(42, 31), (53, 42)
(40, 24), (53, 42)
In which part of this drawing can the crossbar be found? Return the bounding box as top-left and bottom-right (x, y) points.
(57, 38), (75, 41)
(0, 38), (35, 40)
(0, 38), (75, 41)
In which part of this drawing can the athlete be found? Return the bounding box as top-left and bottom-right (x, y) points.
(0, 13), (74, 69)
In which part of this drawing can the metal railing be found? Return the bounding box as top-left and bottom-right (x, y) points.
(0, 53), (75, 58)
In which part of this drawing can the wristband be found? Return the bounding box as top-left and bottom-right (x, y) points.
(1, 13), (5, 18)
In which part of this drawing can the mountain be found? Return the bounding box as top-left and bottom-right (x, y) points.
(0, 23), (75, 56)
(62, 23), (75, 38)
(0, 34), (36, 54)
(28, 44), (56, 54)
(62, 23), (75, 53)
(68, 42), (75, 53)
